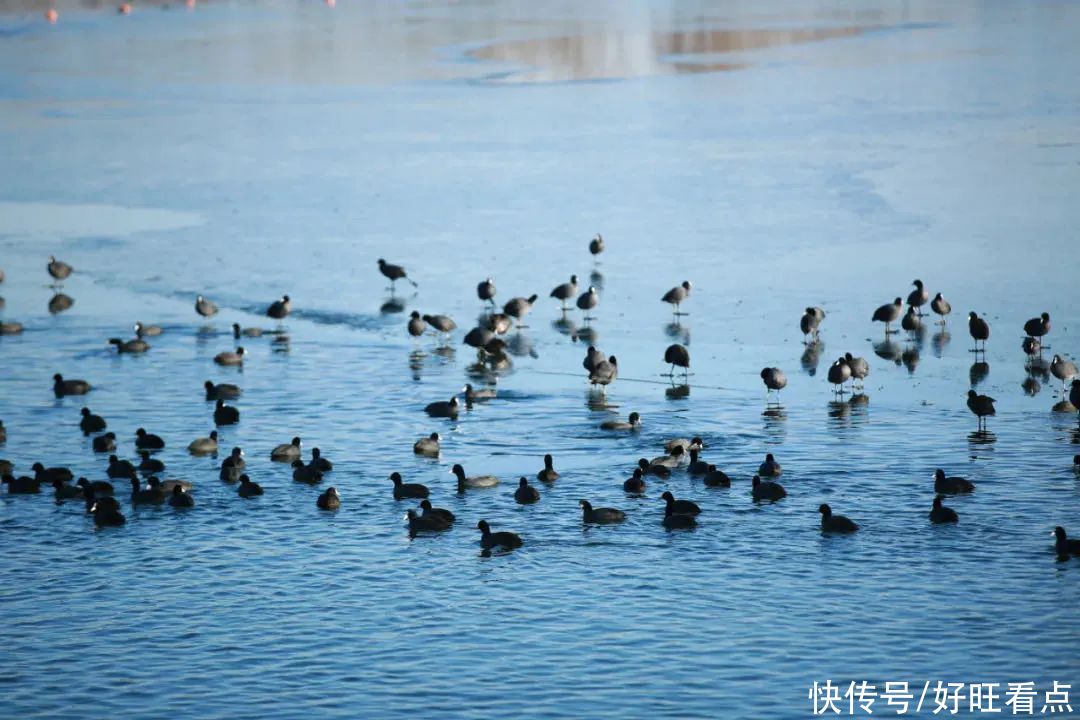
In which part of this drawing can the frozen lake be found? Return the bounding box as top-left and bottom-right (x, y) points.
(1, 1), (1078, 718)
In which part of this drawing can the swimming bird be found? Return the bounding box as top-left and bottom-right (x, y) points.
(664, 344), (690, 380)
(237, 475), (263, 497)
(0, 460), (11, 476)
(687, 449), (709, 475)
(934, 468), (974, 494)
(291, 460), (322, 484)
(134, 322), (163, 337)
(425, 395), (460, 418)
(661, 503), (697, 529)
(660, 490), (700, 516)
(271, 437), (301, 461)
(930, 293), (951, 324)
(579, 499), (625, 524)
(843, 353), (869, 392)
(758, 453), (782, 477)
(504, 294), (538, 326)
(929, 495), (958, 524)
(623, 468), (646, 493)
(391, 472), (428, 499)
(169, 485), (195, 508)
(583, 346), (606, 373)
(77, 477), (113, 498)
(901, 306), (921, 337)
(703, 465), (731, 487)
(872, 298), (903, 335)
(266, 295), (291, 320)
(53, 373), (91, 397)
(220, 455), (245, 483)
(537, 454), (559, 482)
(52, 478), (84, 501)
(31, 463), (72, 484)
(213, 347), (246, 366)
(0, 321), (23, 335)
(600, 412), (640, 431)
(751, 475), (786, 502)
(135, 428), (164, 450)
(138, 451), (165, 474)
(420, 499), (455, 525)
(661, 281), (692, 315)
(221, 447), (245, 471)
(109, 337), (150, 354)
(827, 357), (852, 395)
(309, 448), (333, 472)
(477, 520), (523, 551)
(550, 275), (578, 311)
(967, 312), (990, 352)
(800, 307), (825, 342)
(407, 311), (427, 338)
(204, 380), (241, 400)
(1023, 312), (1050, 343)
(186, 430), (218, 455)
(651, 445), (685, 468)
(1054, 527), (1080, 557)
(464, 384), (496, 402)
(589, 356), (618, 392)
(3, 474), (41, 493)
(760, 367), (787, 402)
(907, 280), (928, 316)
(106, 455), (136, 480)
(638, 457), (671, 478)
(1050, 355), (1078, 392)
(92, 432), (116, 452)
(130, 477), (164, 505)
(195, 295), (218, 318)
(79, 407), (106, 435)
(422, 314), (457, 339)
(378, 258), (418, 291)
(213, 399), (240, 426)
(451, 464), (499, 491)
(819, 503), (858, 533)
(91, 497), (126, 526)
(665, 437), (703, 454)
(407, 509), (450, 536)
(967, 390), (996, 431)
(413, 432), (440, 456)
(515, 477), (541, 504)
(47, 255), (73, 283)
(317, 487), (340, 510)
(477, 278), (496, 305)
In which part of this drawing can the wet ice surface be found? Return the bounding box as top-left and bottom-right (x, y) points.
(1, 1), (1079, 718)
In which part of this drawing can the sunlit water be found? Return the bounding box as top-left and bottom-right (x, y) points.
(1, 1), (1079, 718)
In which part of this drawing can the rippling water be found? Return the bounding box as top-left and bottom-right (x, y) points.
(2, 1), (1079, 718)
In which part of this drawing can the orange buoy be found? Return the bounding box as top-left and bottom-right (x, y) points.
(45, 8), (59, 22)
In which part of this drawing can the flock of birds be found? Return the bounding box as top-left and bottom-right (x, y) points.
(2, 241), (1080, 558)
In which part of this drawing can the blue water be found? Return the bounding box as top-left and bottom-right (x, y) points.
(1, 1), (1079, 718)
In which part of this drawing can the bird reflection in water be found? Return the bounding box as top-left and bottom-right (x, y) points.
(828, 399), (852, 423)
(552, 316), (576, 337)
(506, 332), (538, 359)
(931, 329), (951, 358)
(873, 339), (903, 365)
(589, 269), (605, 292)
(48, 293), (74, 314)
(1051, 399), (1076, 414)
(801, 340), (823, 376)
(665, 321), (690, 344)
(1027, 356), (1050, 382)
(901, 346), (920, 374)
(762, 407), (787, 442)
(408, 350), (426, 381)
(271, 334), (290, 354)
(380, 297), (406, 315)
(968, 429), (997, 450)
(1022, 375), (1041, 397)
(586, 390), (618, 411)
(969, 361), (990, 387)
(573, 325), (598, 345)
(665, 384), (690, 400)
